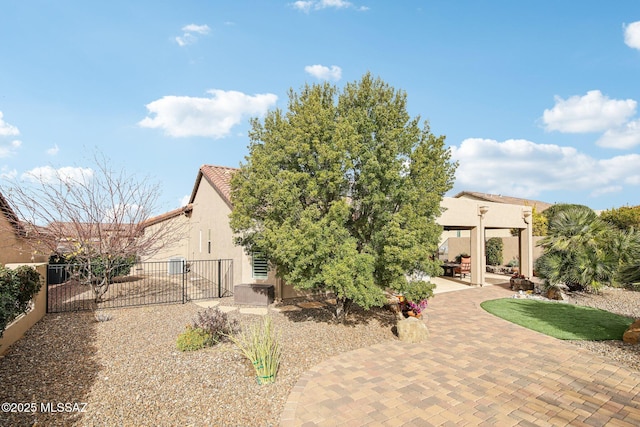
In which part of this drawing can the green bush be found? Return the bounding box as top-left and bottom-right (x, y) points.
(0, 265), (42, 338)
(485, 237), (503, 266)
(176, 326), (213, 351)
(227, 316), (281, 385)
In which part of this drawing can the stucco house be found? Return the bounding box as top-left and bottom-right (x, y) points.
(145, 165), (537, 293)
(438, 191), (550, 268)
(144, 165), (306, 300)
(0, 192), (47, 265)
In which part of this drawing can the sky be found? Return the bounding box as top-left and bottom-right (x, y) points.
(1, 0), (639, 217)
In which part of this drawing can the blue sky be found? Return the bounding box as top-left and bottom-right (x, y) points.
(1, 0), (639, 216)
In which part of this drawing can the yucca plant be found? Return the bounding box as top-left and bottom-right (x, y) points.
(227, 316), (281, 385)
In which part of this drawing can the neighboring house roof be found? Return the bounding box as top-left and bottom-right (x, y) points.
(46, 221), (140, 238)
(453, 191), (553, 212)
(0, 191), (26, 237)
(143, 204), (193, 228)
(189, 165), (238, 209)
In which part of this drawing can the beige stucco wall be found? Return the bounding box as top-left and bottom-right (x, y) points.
(445, 236), (544, 265)
(0, 263), (47, 356)
(0, 217), (47, 265)
(188, 179), (279, 290)
(139, 213), (191, 263)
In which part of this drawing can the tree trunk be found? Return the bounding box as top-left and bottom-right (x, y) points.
(94, 277), (109, 303)
(335, 296), (353, 324)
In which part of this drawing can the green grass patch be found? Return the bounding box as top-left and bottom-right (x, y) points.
(480, 298), (633, 340)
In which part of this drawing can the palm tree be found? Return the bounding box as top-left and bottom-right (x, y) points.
(537, 206), (616, 292)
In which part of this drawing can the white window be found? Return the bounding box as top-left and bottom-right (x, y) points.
(252, 252), (268, 279)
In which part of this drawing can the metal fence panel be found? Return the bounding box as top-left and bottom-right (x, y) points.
(46, 259), (233, 313)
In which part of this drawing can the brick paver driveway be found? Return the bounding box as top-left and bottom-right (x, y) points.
(281, 284), (640, 426)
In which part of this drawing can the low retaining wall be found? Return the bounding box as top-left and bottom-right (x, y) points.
(0, 264), (48, 356)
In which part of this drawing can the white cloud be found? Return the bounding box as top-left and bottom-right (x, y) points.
(0, 140), (22, 158)
(305, 64), (342, 81)
(47, 144), (60, 156)
(138, 89), (278, 138)
(180, 194), (190, 206)
(624, 21), (640, 50)
(542, 90), (637, 133)
(0, 112), (20, 137)
(596, 119), (640, 149)
(22, 166), (94, 186)
(176, 24), (211, 47)
(590, 186), (622, 198)
(0, 167), (17, 180)
(450, 138), (640, 199)
(291, 0), (366, 12)
(182, 24), (210, 35)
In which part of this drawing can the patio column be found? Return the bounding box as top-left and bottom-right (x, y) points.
(519, 208), (534, 278)
(469, 226), (485, 286)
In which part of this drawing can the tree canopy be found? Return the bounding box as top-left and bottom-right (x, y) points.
(230, 73), (457, 322)
(599, 205), (640, 231)
(4, 153), (185, 302)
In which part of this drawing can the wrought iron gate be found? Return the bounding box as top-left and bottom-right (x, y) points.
(46, 259), (233, 313)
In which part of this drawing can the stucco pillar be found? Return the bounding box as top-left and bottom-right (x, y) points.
(519, 209), (534, 278)
(469, 226), (485, 286)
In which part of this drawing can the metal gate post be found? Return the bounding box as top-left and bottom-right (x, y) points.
(182, 259), (186, 303)
(217, 260), (222, 298)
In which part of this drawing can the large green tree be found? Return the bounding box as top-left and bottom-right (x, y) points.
(230, 74), (456, 322)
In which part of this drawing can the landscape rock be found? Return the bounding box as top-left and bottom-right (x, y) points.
(397, 316), (429, 343)
(623, 319), (640, 345)
(510, 278), (534, 291)
(546, 287), (566, 301)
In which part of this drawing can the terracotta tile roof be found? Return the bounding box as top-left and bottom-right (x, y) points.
(142, 204), (193, 228)
(189, 165), (238, 208)
(453, 191), (553, 211)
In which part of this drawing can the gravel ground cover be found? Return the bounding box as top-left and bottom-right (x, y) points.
(565, 287), (640, 372)
(0, 288), (638, 426)
(0, 298), (397, 426)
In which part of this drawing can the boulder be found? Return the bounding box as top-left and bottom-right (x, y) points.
(545, 286), (566, 301)
(397, 316), (429, 343)
(510, 278), (534, 291)
(623, 319), (640, 345)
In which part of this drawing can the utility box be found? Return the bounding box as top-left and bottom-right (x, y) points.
(168, 258), (186, 275)
(234, 283), (274, 306)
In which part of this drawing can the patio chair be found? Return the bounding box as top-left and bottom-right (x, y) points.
(454, 257), (471, 278)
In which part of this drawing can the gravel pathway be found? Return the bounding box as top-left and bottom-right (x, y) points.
(0, 288), (638, 426)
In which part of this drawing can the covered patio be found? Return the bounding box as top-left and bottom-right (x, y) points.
(435, 197), (534, 286)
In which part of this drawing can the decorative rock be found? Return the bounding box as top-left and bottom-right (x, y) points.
(546, 287), (566, 301)
(397, 316), (429, 343)
(623, 319), (640, 344)
(510, 278), (534, 291)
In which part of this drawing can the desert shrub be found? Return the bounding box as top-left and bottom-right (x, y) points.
(399, 280), (435, 305)
(176, 326), (213, 351)
(227, 316), (281, 385)
(0, 265), (42, 337)
(193, 307), (239, 343)
(600, 205), (640, 231)
(486, 237), (503, 266)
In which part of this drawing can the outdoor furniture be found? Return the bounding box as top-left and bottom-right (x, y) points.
(454, 257), (471, 278)
(442, 262), (459, 277)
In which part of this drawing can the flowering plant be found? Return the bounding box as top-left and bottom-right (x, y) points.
(406, 299), (428, 315)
